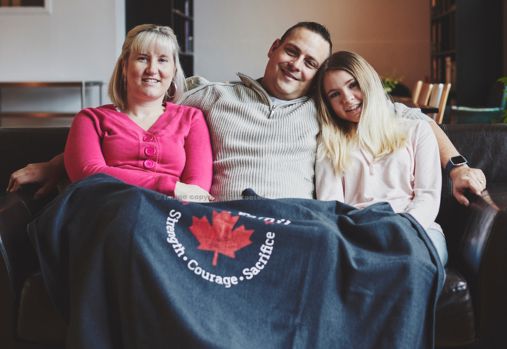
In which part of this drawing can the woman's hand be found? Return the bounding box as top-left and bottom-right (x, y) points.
(174, 182), (214, 202)
(7, 159), (64, 198)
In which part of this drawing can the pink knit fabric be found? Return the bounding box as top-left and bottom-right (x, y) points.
(64, 103), (212, 195)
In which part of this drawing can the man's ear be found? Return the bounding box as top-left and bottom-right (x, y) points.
(268, 39), (282, 58)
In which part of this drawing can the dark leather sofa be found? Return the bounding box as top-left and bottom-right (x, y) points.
(1, 125), (506, 349)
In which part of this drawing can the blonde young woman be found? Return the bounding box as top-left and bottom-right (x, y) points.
(62, 24), (213, 202)
(314, 51), (447, 265)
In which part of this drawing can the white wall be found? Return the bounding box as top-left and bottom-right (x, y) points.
(0, 0), (125, 125)
(194, 0), (429, 92)
(0, 0), (431, 126)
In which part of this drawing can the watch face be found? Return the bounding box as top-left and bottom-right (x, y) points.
(450, 155), (467, 166)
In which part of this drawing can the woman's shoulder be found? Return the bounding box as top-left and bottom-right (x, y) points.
(165, 102), (202, 113)
(75, 104), (117, 118)
(398, 117), (429, 130)
(392, 101), (432, 122)
(164, 102), (206, 123)
(399, 118), (434, 146)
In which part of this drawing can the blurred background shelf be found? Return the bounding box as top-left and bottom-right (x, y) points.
(0, 81), (103, 127)
(126, 0), (194, 76)
(0, 112), (75, 128)
(430, 0), (503, 107)
(0, 81), (103, 111)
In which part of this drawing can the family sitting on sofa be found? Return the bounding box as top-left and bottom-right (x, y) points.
(6, 22), (487, 348)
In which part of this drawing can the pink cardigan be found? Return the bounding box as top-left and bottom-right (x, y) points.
(64, 103), (212, 196)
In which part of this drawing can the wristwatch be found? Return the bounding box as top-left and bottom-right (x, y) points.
(445, 155), (468, 176)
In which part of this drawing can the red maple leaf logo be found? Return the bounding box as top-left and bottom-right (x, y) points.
(189, 210), (254, 267)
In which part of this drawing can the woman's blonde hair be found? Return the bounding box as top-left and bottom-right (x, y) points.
(108, 24), (186, 111)
(314, 51), (406, 174)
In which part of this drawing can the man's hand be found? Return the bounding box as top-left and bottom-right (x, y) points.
(7, 161), (63, 199)
(174, 182), (214, 202)
(450, 165), (487, 206)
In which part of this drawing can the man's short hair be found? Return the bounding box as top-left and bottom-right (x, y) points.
(280, 22), (332, 55)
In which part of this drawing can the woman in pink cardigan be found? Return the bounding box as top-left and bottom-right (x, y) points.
(63, 24), (213, 202)
(314, 51), (447, 265)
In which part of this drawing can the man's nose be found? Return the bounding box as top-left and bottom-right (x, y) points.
(288, 56), (304, 71)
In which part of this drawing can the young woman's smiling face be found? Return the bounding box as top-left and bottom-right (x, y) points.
(323, 69), (363, 123)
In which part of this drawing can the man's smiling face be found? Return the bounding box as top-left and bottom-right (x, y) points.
(262, 27), (330, 100)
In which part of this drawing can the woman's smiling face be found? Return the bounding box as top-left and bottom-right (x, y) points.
(124, 40), (175, 105)
(323, 69), (363, 123)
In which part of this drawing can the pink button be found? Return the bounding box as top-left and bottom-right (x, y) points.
(144, 146), (157, 157)
(143, 159), (155, 169)
(143, 134), (155, 142)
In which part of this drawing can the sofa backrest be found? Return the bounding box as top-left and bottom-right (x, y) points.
(441, 124), (507, 185)
(1, 124), (506, 195)
(0, 128), (69, 190)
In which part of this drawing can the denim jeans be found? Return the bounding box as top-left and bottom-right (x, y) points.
(426, 227), (449, 266)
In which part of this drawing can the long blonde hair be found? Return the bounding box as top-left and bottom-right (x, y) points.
(108, 24), (186, 111)
(314, 51), (406, 174)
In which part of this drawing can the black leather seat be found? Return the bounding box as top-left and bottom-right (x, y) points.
(1, 125), (507, 349)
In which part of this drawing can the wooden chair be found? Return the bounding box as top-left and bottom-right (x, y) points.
(417, 82), (434, 105)
(429, 83), (451, 124)
(428, 83), (444, 109)
(412, 80), (423, 104)
(437, 83), (452, 124)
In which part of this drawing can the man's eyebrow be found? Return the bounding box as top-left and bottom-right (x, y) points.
(285, 43), (301, 53)
(285, 42), (320, 65)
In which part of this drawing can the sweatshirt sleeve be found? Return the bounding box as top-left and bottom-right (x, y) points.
(64, 110), (178, 195)
(315, 147), (345, 202)
(404, 121), (442, 229)
(179, 108), (213, 191)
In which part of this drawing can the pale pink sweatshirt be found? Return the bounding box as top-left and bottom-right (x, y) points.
(316, 119), (442, 231)
(64, 103), (212, 196)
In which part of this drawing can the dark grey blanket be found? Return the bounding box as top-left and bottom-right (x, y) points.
(29, 174), (444, 349)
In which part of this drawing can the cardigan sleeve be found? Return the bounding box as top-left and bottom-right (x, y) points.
(178, 108), (213, 191)
(404, 121), (442, 229)
(64, 109), (179, 195)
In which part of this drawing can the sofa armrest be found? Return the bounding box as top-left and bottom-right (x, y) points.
(440, 184), (505, 280)
(437, 183), (507, 345)
(467, 183), (507, 345)
(459, 187), (501, 276)
(0, 189), (50, 300)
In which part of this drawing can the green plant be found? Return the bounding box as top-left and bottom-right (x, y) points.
(381, 77), (399, 94)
